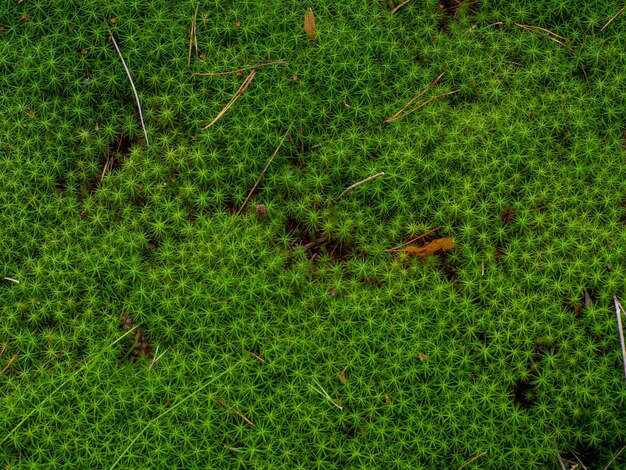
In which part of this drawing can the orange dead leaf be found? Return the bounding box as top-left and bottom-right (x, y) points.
(419, 353), (428, 361)
(402, 237), (455, 258)
(385, 394), (391, 405)
(339, 365), (348, 384)
(304, 8), (316, 40)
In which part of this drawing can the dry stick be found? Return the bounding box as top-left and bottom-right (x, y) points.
(514, 23), (568, 40)
(613, 295), (626, 381)
(109, 33), (150, 146)
(514, 23), (572, 50)
(202, 70), (257, 130)
(458, 451), (487, 470)
(236, 125), (292, 216)
(557, 455), (567, 470)
(0, 352), (19, 377)
(390, 0), (413, 14)
(0, 342), (6, 359)
(33, 351), (65, 377)
(244, 350), (265, 363)
(336, 172), (384, 200)
(195, 61), (288, 77)
(387, 71), (445, 121)
(605, 443), (626, 470)
(384, 225), (444, 252)
(193, 2), (199, 57)
(581, 65), (591, 92)
(187, 2), (200, 66)
(216, 399), (256, 427)
(288, 128), (300, 157)
(601, 5), (626, 32)
(471, 79), (481, 100)
(386, 89), (461, 123)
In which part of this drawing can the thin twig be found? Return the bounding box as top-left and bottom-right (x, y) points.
(195, 61), (288, 77)
(580, 65), (591, 92)
(387, 71), (445, 121)
(458, 451), (487, 470)
(385, 89), (460, 123)
(187, 2), (199, 66)
(202, 70), (257, 130)
(336, 172), (384, 200)
(601, 5), (626, 32)
(514, 23), (568, 40)
(557, 455), (567, 470)
(384, 225), (444, 252)
(514, 23), (572, 50)
(193, 2), (199, 57)
(471, 79), (481, 100)
(605, 443), (626, 470)
(109, 32), (150, 146)
(311, 379), (344, 411)
(236, 125), (292, 215)
(244, 350), (265, 363)
(33, 351), (65, 377)
(216, 399), (256, 427)
(613, 295), (626, 381)
(3, 277), (19, 284)
(0, 352), (19, 377)
(0, 343), (6, 359)
(390, 0), (412, 14)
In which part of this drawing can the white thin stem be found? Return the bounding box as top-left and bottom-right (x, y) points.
(613, 295), (626, 381)
(311, 379), (344, 411)
(3, 277), (19, 284)
(337, 172), (384, 200)
(109, 32), (150, 146)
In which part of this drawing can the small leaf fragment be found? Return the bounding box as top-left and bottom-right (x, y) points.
(339, 365), (348, 384)
(304, 8), (316, 40)
(402, 237), (455, 258)
(419, 353), (428, 361)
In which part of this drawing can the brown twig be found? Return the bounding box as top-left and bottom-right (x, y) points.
(514, 23), (572, 50)
(237, 125), (292, 215)
(195, 61), (288, 77)
(188, 2), (199, 66)
(202, 70), (257, 130)
(0, 342), (6, 359)
(601, 5), (626, 32)
(109, 32), (150, 146)
(193, 2), (199, 57)
(33, 351), (65, 377)
(471, 79), (481, 100)
(384, 225), (444, 252)
(337, 172), (385, 200)
(288, 128), (300, 157)
(244, 350), (265, 363)
(387, 71), (445, 121)
(0, 352), (19, 377)
(458, 451), (487, 470)
(386, 89), (461, 123)
(217, 399), (256, 427)
(390, 0), (412, 14)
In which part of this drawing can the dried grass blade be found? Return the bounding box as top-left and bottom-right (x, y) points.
(387, 89), (460, 123)
(195, 61), (287, 77)
(601, 5), (626, 32)
(202, 70), (257, 130)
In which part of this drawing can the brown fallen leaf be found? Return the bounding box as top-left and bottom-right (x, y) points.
(419, 353), (428, 361)
(339, 365), (348, 384)
(304, 8), (316, 41)
(385, 394), (391, 405)
(402, 237), (455, 258)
